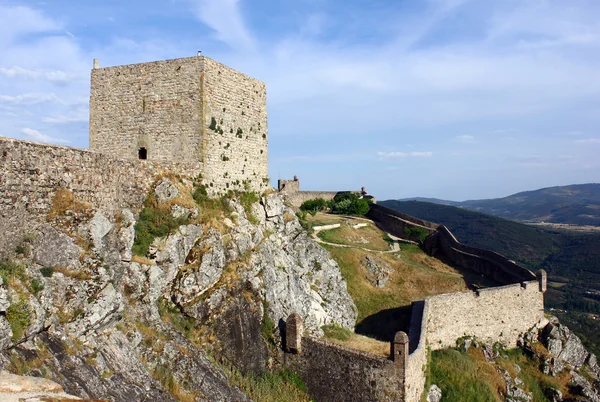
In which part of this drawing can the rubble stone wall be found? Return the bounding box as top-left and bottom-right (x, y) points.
(0, 136), (200, 258)
(285, 337), (401, 402)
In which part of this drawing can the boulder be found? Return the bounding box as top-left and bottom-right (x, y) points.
(362, 255), (392, 288)
(541, 322), (588, 369)
(154, 177), (179, 203)
(426, 384), (442, 402)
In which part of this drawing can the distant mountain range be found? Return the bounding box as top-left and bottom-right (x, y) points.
(396, 183), (600, 227)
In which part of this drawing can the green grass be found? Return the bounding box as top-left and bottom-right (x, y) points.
(225, 367), (311, 402)
(322, 324), (353, 341)
(427, 349), (501, 402)
(132, 205), (190, 256)
(317, 225), (391, 251)
(7, 299), (30, 342)
(157, 297), (195, 337)
(39, 267), (54, 278)
(426, 346), (570, 402)
(0, 260), (26, 284)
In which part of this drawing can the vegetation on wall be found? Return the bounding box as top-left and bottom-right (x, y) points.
(132, 200), (190, 256)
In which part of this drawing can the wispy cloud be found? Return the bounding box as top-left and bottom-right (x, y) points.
(189, 0), (254, 51)
(457, 135), (476, 143)
(378, 151), (433, 160)
(0, 93), (61, 105)
(0, 66), (74, 84)
(575, 138), (600, 144)
(21, 128), (69, 144)
(42, 112), (88, 124)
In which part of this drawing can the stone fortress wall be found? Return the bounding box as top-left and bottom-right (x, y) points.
(368, 203), (536, 284)
(0, 137), (200, 259)
(277, 176), (372, 207)
(284, 203), (547, 401)
(90, 56), (268, 194)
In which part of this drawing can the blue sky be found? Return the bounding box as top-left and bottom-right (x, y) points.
(1, 0), (599, 200)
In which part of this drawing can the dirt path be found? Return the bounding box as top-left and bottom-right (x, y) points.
(311, 220), (412, 253)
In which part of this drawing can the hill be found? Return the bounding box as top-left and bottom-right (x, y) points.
(398, 183), (600, 226)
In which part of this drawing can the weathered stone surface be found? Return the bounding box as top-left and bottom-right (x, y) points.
(32, 225), (81, 270)
(213, 290), (268, 376)
(154, 177), (180, 203)
(362, 255), (392, 288)
(0, 277), (9, 313)
(545, 387), (563, 402)
(0, 317), (12, 350)
(263, 194), (284, 218)
(426, 384), (442, 402)
(88, 211), (113, 251)
(116, 209), (135, 262)
(173, 229), (226, 305)
(65, 283), (124, 337)
(152, 224), (203, 285)
(541, 322), (589, 369)
(570, 371), (600, 402)
(0, 370), (64, 393)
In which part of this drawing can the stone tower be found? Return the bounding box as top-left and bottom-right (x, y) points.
(89, 56), (269, 193)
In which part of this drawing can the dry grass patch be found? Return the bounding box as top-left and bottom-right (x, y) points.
(131, 255), (155, 265)
(53, 266), (92, 281)
(47, 188), (92, 221)
(324, 244), (468, 322)
(322, 325), (390, 356)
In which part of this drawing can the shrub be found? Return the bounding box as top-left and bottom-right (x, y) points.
(330, 193), (370, 216)
(39, 267), (54, 278)
(300, 198), (326, 215)
(404, 226), (430, 243)
(30, 279), (44, 294)
(132, 206), (189, 256)
(7, 299), (30, 341)
(0, 261), (26, 284)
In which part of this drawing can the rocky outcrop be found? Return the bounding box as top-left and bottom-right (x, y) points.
(541, 321), (589, 369)
(362, 255), (392, 288)
(0, 178), (357, 401)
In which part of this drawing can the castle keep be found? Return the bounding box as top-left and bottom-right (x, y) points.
(90, 56), (269, 193)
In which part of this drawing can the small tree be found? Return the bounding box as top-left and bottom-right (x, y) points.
(300, 198), (326, 215)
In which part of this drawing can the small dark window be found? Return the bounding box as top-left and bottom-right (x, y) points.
(138, 147), (147, 160)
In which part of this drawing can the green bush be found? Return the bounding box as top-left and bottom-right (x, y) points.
(132, 206), (189, 256)
(30, 279), (44, 295)
(330, 193), (370, 216)
(7, 299), (30, 341)
(300, 198), (326, 215)
(39, 267), (54, 278)
(0, 261), (26, 284)
(404, 226), (430, 243)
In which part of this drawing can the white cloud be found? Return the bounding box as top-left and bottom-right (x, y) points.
(0, 5), (61, 43)
(378, 151), (433, 160)
(575, 138), (600, 144)
(21, 128), (69, 144)
(189, 0), (254, 51)
(457, 135), (475, 143)
(0, 66), (74, 84)
(0, 93), (61, 105)
(42, 113), (88, 124)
